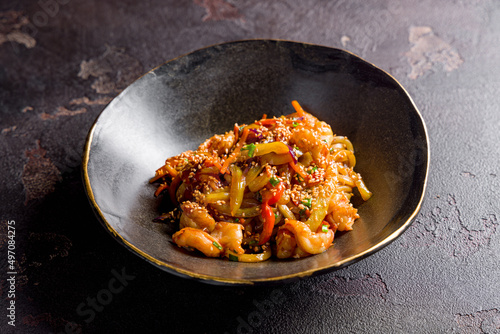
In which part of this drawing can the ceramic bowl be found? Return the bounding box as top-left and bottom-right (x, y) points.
(83, 39), (429, 285)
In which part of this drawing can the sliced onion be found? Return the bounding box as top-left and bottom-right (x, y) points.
(287, 145), (298, 164)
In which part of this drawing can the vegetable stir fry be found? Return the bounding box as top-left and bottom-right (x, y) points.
(151, 101), (371, 262)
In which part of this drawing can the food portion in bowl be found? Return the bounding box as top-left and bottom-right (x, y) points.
(150, 101), (372, 262)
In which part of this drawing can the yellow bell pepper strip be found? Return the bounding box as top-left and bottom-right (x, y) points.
(253, 142), (289, 156)
(355, 177), (373, 201)
(245, 164), (264, 184)
(209, 202), (261, 218)
(260, 152), (293, 166)
(203, 191), (230, 204)
(305, 192), (333, 232)
(225, 248), (272, 262)
(247, 173), (271, 192)
(229, 165), (245, 215)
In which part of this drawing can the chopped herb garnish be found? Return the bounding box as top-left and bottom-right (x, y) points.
(249, 239), (258, 245)
(296, 174), (304, 182)
(307, 166), (318, 174)
(213, 241), (222, 250)
(292, 121), (299, 127)
(242, 143), (256, 157)
(321, 225), (329, 233)
(302, 198), (312, 208)
(228, 253), (239, 262)
(269, 176), (280, 187)
(274, 213), (279, 221)
(235, 218), (239, 222)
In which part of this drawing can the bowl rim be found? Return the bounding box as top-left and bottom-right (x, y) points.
(81, 38), (430, 285)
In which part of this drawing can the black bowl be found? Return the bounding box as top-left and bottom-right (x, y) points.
(82, 39), (429, 285)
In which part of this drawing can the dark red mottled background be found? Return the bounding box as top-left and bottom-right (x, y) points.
(1, 1), (499, 333)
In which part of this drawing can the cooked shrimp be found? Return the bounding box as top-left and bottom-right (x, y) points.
(275, 229), (297, 259)
(327, 195), (359, 231)
(198, 131), (236, 155)
(292, 244), (311, 258)
(290, 127), (331, 167)
(179, 201), (216, 232)
(281, 219), (334, 254)
(210, 222), (245, 254)
(172, 227), (222, 257)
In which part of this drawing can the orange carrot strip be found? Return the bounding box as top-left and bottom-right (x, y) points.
(220, 127), (249, 174)
(168, 174), (182, 206)
(154, 183), (169, 197)
(291, 100), (305, 117)
(149, 173), (164, 184)
(165, 164), (178, 177)
(233, 124), (240, 143)
(289, 160), (308, 180)
(149, 165), (169, 183)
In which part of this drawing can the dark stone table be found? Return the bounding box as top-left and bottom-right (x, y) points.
(1, 1), (499, 333)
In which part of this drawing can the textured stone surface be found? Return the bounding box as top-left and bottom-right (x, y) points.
(1, 0), (499, 333)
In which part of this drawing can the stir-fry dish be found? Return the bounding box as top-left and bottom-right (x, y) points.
(150, 101), (372, 262)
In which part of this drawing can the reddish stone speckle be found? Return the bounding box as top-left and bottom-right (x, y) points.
(455, 308), (500, 334)
(0, 10), (36, 48)
(21, 140), (62, 204)
(40, 106), (87, 120)
(405, 26), (463, 79)
(78, 45), (143, 94)
(69, 96), (113, 106)
(1, 125), (17, 134)
(400, 194), (498, 258)
(194, 0), (244, 22)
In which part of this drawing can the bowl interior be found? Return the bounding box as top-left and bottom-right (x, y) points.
(83, 40), (428, 285)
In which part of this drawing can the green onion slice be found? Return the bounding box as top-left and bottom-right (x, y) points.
(269, 176), (280, 187)
(242, 143), (257, 157)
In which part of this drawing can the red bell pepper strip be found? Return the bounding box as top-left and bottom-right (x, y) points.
(258, 182), (285, 245)
(259, 202), (275, 245)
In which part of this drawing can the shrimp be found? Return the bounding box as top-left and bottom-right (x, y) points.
(276, 229), (313, 259)
(210, 222), (245, 254)
(290, 127), (332, 167)
(172, 227), (222, 257)
(327, 194), (359, 231)
(198, 131), (236, 155)
(275, 229), (296, 259)
(179, 201), (216, 232)
(292, 110), (334, 145)
(281, 219), (334, 254)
